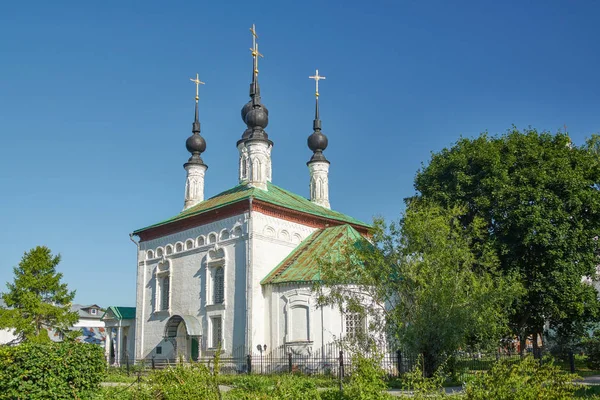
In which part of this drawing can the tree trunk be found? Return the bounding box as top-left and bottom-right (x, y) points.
(422, 352), (436, 378)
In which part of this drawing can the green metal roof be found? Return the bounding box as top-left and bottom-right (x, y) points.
(261, 224), (364, 285)
(133, 182), (369, 234)
(102, 306), (136, 321)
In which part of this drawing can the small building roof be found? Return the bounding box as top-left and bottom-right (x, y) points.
(71, 304), (104, 319)
(261, 224), (365, 285)
(133, 182), (369, 236)
(102, 306), (136, 321)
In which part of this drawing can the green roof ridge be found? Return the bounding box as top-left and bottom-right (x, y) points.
(133, 182), (369, 235)
(102, 306), (136, 320)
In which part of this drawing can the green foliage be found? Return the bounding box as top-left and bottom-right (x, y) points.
(316, 203), (519, 376)
(402, 355), (448, 399)
(0, 341), (105, 399)
(583, 330), (600, 370)
(413, 128), (600, 345)
(342, 352), (391, 400)
(224, 374), (321, 400)
(0, 246), (78, 341)
(145, 362), (221, 399)
(464, 356), (579, 399)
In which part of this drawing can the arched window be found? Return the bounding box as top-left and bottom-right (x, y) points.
(175, 242), (183, 253)
(220, 230), (230, 241)
(185, 239), (194, 250)
(156, 247), (164, 257)
(197, 236), (205, 246)
(147, 250), (155, 259)
(165, 245), (173, 255)
(155, 260), (171, 312)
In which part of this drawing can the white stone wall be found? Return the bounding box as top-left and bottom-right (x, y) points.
(265, 284), (345, 354)
(308, 161), (330, 209)
(135, 205), (360, 360)
(135, 213), (248, 360)
(248, 211), (318, 351)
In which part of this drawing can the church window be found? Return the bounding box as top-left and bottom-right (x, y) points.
(211, 317), (222, 348)
(175, 242), (183, 252)
(208, 233), (217, 244)
(159, 276), (170, 311)
(147, 250), (154, 259)
(165, 245), (173, 255)
(213, 267), (224, 304)
(185, 239), (194, 250)
(156, 247), (164, 257)
(290, 305), (309, 341)
(197, 236), (205, 246)
(155, 260), (171, 313)
(345, 312), (364, 339)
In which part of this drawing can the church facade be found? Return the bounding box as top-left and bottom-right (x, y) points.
(131, 28), (370, 362)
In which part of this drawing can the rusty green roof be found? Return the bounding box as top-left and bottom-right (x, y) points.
(133, 182), (369, 234)
(101, 306), (136, 321)
(261, 224), (364, 285)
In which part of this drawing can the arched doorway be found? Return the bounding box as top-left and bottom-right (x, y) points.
(164, 315), (202, 361)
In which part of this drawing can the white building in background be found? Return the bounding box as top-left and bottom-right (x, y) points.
(102, 306), (136, 365)
(131, 28), (371, 363)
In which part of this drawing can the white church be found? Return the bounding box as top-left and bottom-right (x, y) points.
(131, 27), (371, 363)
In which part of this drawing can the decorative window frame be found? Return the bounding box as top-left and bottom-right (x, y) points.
(154, 259), (172, 314)
(206, 246), (227, 307)
(282, 290), (312, 344)
(343, 311), (366, 340)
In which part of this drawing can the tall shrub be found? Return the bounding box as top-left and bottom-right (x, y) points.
(0, 341), (106, 399)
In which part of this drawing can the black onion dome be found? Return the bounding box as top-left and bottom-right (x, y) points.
(241, 101), (253, 122)
(245, 105), (269, 129)
(186, 134), (206, 154)
(308, 131), (328, 152)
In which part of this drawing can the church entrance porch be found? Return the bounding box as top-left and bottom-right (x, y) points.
(163, 315), (202, 362)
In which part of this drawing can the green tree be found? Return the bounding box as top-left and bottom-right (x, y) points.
(316, 203), (519, 377)
(0, 246), (78, 341)
(412, 127), (600, 352)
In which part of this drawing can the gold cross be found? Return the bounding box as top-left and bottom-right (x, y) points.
(309, 69), (326, 97)
(249, 24), (264, 75)
(189, 73), (205, 101)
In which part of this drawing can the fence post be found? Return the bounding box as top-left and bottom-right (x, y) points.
(288, 352), (293, 374)
(569, 351), (576, 373)
(247, 354), (252, 374)
(396, 350), (402, 375)
(151, 356), (156, 370)
(339, 350), (344, 394)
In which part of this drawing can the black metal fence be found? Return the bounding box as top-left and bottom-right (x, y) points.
(115, 344), (577, 381)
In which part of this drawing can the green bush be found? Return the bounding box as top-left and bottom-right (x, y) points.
(464, 356), (579, 399)
(224, 374), (321, 400)
(146, 362), (220, 399)
(0, 341), (105, 399)
(342, 352), (391, 400)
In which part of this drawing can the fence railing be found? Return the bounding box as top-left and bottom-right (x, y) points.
(112, 345), (577, 380)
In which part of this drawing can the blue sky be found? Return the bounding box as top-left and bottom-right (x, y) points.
(0, 0), (599, 307)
